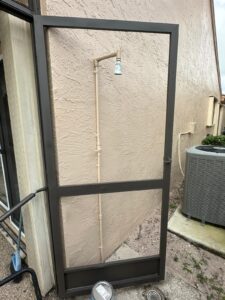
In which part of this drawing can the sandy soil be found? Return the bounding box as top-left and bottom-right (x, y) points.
(124, 185), (225, 300)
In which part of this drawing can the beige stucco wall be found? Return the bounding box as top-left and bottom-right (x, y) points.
(43, 0), (221, 268)
(51, 29), (168, 267)
(0, 12), (54, 294)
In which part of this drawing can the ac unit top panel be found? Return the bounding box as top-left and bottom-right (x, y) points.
(187, 145), (225, 157)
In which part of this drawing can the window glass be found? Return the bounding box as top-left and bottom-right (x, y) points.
(0, 154), (9, 208)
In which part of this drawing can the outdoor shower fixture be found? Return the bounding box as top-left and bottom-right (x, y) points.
(94, 49), (122, 75)
(93, 49), (122, 263)
(114, 50), (122, 75)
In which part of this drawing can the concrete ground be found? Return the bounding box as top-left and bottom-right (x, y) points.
(168, 206), (225, 257)
(0, 188), (225, 299)
(1, 231), (225, 300)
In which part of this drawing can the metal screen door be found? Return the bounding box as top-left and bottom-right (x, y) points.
(0, 1), (179, 298)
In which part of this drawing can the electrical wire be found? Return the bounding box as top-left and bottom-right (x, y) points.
(177, 131), (190, 177)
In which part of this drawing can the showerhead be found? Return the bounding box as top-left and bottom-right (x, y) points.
(94, 49), (122, 75)
(114, 58), (122, 75)
(114, 49), (122, 75)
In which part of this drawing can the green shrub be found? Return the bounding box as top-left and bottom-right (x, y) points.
(202, 135), (225, 146)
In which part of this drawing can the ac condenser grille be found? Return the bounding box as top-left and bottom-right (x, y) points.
(182, 146), (225, 227)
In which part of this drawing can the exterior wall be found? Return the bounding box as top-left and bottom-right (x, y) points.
(43, 0), (221, 268)
(50, 29), (167, 266)
(0, 12), (54, 294)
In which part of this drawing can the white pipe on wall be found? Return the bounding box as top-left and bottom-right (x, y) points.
(94, 60), (104, 262)
(177, 132), (190, 177)
(93, 50), (121, 262)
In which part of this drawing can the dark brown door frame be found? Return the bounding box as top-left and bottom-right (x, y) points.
(0, 1), (179, 298)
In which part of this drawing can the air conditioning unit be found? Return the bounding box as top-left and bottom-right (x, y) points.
(182, 145), (225, 227)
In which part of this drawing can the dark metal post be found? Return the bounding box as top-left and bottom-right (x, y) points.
(32, 15), (66, 297)
(159, 27), (179, 279)
(28, 0), (40, 14)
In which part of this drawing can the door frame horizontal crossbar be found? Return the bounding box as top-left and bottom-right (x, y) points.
(59, 179), (163, 197)
(64, 255), (160, 295)
(36, 15), (178, 34)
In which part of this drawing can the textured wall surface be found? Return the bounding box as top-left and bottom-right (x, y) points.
(0, 12), (54, 294)
(51, 29), (168, 267)
(44, 0), (221, 267)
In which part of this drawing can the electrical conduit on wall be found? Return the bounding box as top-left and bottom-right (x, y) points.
(94, 60), (104, 262)
(93, 50), (122, 262)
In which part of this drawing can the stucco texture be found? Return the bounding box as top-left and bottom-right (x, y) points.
(0, 13), (54, 293)
(44, 0), (221, 267)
